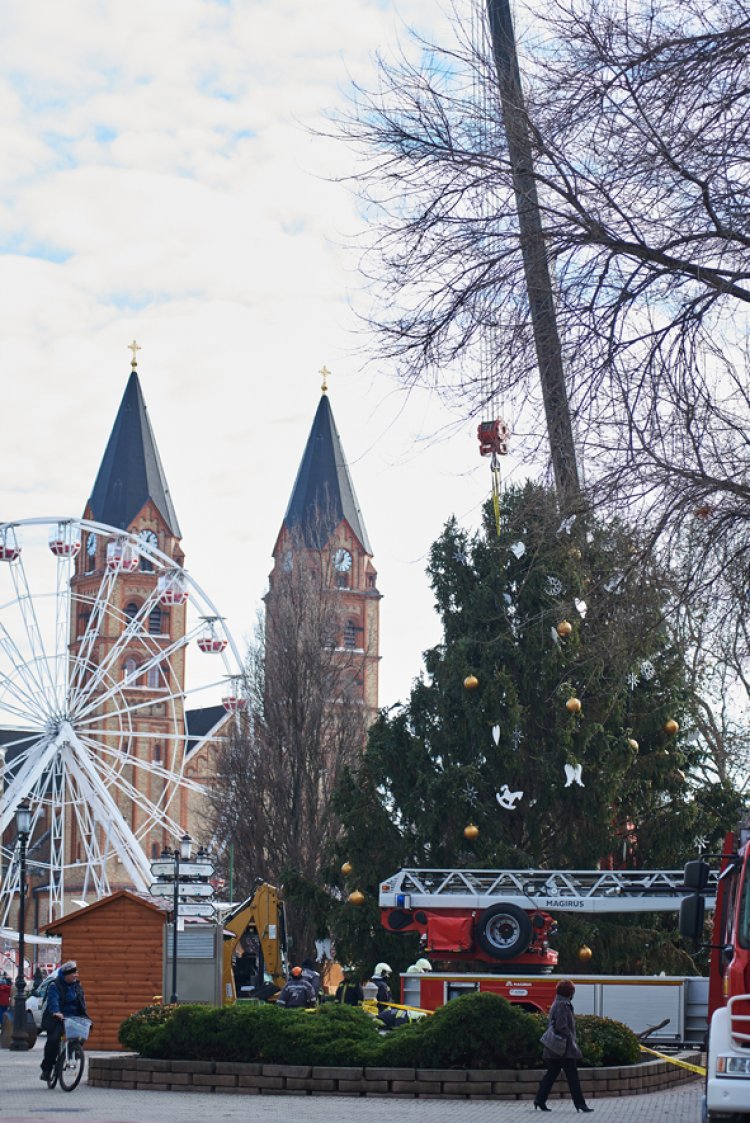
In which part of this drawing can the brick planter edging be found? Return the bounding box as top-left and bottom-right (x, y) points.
(88, 1053), (702, 1098)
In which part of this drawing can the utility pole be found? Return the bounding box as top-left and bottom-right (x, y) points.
(486, 0), (581, 509)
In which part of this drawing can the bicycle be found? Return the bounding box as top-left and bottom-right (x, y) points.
(46, 1015), (91, 1092)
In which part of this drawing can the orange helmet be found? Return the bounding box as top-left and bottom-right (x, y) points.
(291, 966), (302, 977)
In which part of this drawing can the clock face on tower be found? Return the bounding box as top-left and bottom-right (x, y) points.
(332, 548), (352, 573)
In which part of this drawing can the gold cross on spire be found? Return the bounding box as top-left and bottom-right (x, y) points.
(319, 365), (331, 394)
(128, 340), (141, 369)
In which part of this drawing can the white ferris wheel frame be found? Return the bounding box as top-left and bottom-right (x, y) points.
(0, 516), (245, 924)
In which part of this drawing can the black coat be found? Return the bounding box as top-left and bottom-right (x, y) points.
(543, 996), (582, 1061)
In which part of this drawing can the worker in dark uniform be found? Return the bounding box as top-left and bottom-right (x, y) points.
(275, 966), (316, 1008)
(335, 966), (363, 1006)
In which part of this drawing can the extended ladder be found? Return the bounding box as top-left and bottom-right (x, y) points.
(379, 867), (717, 914)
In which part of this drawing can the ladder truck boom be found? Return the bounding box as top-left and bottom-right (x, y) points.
(380, 866), (717, 969)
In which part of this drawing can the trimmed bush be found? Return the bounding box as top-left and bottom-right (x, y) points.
(119, 993), (641, 1070)
(576, 1015), (641, 1066)
(382, 992), (541, 1069)
(119, 1001), (383, 1066)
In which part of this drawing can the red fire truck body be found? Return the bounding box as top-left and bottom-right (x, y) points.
(680, 817), (750, 1121)
(400, 971), (709, 1044)
(379, 866), (719, 1044)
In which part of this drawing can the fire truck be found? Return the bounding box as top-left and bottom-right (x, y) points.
(680, 813), (750, 1122)
(379, 865), (717, 1043)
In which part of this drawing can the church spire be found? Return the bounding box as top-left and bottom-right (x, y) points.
(283, 390), (371, 554)
(87, 365), (181, 536)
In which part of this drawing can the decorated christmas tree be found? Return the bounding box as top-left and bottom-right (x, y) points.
(331, 483), (739, 972)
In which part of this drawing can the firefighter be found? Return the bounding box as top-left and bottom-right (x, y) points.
(370, 962), (393, 1009)
(275, 966), (316, 1008)
(405, 957), (432, 974)
(300, 957), (322, 1001)
(335, 965), (364, 1006)
(371, 962), (407, 1028)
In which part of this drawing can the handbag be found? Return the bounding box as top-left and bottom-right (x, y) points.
(540, 1024), (567, 1056)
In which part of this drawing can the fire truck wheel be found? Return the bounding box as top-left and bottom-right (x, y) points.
(475, 903), (532, 959)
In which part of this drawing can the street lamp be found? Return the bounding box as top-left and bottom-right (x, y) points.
(166, 832), (192, 1004)
(10, 801), (31, 1051)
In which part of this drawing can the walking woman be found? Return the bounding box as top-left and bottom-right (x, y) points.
(534, 979), (593, 1113)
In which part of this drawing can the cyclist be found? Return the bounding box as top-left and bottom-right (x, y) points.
(40, 962), (89, 1082)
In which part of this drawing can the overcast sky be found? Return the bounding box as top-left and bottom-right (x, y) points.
(0, 0), (531, 708)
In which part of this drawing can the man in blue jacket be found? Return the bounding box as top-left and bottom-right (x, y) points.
(40, 962), (89, 1081)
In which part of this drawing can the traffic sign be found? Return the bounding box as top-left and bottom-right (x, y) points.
(149, 861), (215, 879)
(149, 860), (174, 879)
(176, 902), (216, 917)
(149, 881), (215, 897)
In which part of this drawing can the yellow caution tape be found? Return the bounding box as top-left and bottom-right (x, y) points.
(381, 1001), (434, 1015)
(639, 1044), (706, 1076)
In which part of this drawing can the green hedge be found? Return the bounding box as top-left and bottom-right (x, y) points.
(119, 993), (641, 1070)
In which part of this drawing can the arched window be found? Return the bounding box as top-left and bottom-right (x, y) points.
(151, 842), (160, 859)
(124, 602), (138, 624)
(152, 744), (162, 763)
(343, 620), (357, 649)
(147, 665), (161, 690)
(123, 657), (137, 683)
(148, 605), (162, 634)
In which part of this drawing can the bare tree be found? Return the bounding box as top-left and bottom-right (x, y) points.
(332, 0), (750, 651)
(208, 529), (370, 957)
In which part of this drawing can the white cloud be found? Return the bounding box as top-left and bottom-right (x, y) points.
(0, 0), (497, 708)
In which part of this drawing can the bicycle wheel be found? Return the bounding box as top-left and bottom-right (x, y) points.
(58, 1040), (85, 1091)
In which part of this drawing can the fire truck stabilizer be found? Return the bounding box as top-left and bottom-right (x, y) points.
(680, 814), (750, 1122)
(381, 866), (717, 970)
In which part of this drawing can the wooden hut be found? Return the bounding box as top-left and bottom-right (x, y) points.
(42, 891), (166, 1050)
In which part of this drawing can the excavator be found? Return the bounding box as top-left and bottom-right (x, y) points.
(220, 879), (289, 1004)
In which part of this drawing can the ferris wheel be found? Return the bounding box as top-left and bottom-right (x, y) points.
(0, 516), (245, 925)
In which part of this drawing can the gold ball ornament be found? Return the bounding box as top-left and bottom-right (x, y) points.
(566, 696), (582, 714)
(464, 674), (479, 691)
(577, 945), (593, 963)
(664, 719), (679, 736)
(464, 823), (480, 841)
(340, 861), (353, 876)
(627, 738), (639, 752)
(347, 890), (365, 906)
(556, 620), (573, 638)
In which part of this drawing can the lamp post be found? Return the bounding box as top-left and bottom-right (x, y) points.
(10, 801), (31, 1051)
(167, 832), (192, 1004)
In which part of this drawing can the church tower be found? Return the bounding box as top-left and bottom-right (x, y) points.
(68, 348), (188, 889)
(269, 379), (381, 719)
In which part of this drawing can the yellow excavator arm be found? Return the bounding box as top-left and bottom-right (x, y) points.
(221, 880), (289, 1004)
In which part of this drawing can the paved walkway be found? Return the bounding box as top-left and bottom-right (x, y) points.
(0, 1046), (703, 1122)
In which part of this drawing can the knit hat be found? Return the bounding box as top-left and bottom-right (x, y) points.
(60, 961), (77, 976)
